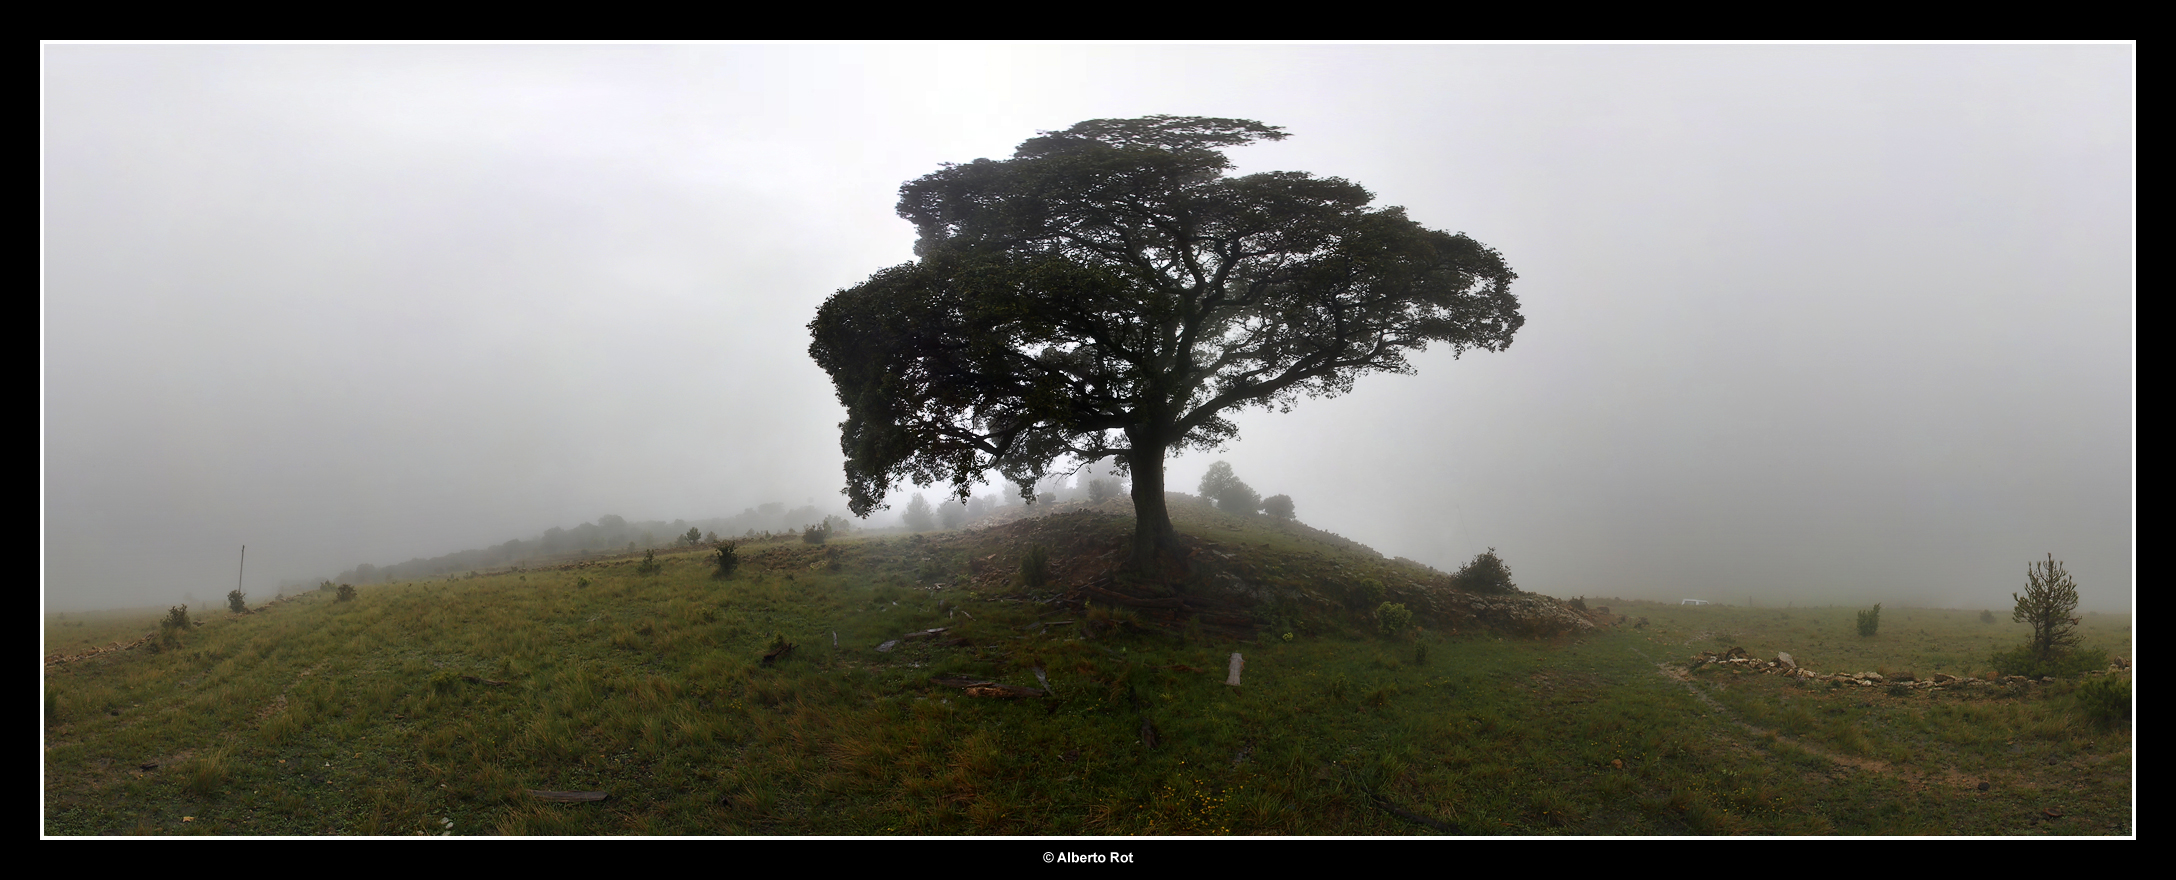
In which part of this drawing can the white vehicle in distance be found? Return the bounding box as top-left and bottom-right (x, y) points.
(1680, 599), (1710, 605)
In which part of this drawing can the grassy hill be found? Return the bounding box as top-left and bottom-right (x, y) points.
(42, 499), (2132, 835)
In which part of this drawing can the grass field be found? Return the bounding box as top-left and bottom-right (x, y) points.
(42, 503), (2133, 836)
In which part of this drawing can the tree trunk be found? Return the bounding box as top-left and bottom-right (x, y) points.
(1125, 445), (1182, 573)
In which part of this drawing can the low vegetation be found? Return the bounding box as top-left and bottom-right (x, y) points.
(42, 500), (2130, 836)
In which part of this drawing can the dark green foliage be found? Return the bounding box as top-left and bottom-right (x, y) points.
(1990, 645), (2108, 679)
(1856, 604), (1881, 637)
(2012, 553), (2081, 662)
(1261, 493), (1294, 520)
(712, 543), (740, 580)
(803, 522), (830, 545)
(1569, 595), (1588, 612)
(1450, 548), (1517, 595)
(227, 589), (247, 614)
(682, 527), (703, 546)
(319, 580), (336, 593)
(336, 584), (357, 602)
(807, 116), (1522, 571)
(635, 549), (661, 576)
(2073, 676), (2131, 730)
(1980, 609), (1996, 624)
(1088, 478), (1116, 503)
(1199, 461), (1262, 515)
(1020, 545), (1051, 588)
(1376, 601), (1414, 637)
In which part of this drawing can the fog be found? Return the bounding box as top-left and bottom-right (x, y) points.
(43, 44), (2132, 614)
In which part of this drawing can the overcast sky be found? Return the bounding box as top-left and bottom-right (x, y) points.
(42, 44), (2132, 613)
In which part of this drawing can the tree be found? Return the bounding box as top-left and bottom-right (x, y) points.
(902, 493), (936, 532)
(2013, 553), (2082, 662)
(227, 589), (247, 614)
(1450, 548), (1517, 595)
(1262, 494), (1295, 521)
(1856, 603), (1881, 637)
(809, 116), (1522, 572)
(1198, 461), (1262, 515)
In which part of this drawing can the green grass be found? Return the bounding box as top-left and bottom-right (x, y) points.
(42, 503), (2133, 836)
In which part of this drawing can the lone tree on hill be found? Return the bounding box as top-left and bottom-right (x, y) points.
(810, 116), (1523, 573)
(2013, 553), (2082, 662)
(1199, 461), (1262, 515)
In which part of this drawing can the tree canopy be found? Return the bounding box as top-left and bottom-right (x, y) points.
(2013, 553), (2082, 661)
(809, 116), (1522, 571)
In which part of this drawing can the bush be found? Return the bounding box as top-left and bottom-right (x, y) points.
(1450, 548), (1517, 595)
(1020, 545), (1051, 589)
(802, 522), (829, 545)
(635, 549), (661, 576)
(712, 544), (740, 580)
(336, 584), (357, 602)
(226, 589), (247, 614)
(1261, 494), (1294, 521)
(1990, 644), (2108, 679)
(319, 580), (336, 594)
(1856, 603), (1881, 637)
(1088, 478), (1116, 503)
(1376, 601), (1414, 637)
(158, 605), (191, 649)
(1980, 609), (1996, 624)
(1569, 596), (1588, 612)
(2073, 676), (2131, 730)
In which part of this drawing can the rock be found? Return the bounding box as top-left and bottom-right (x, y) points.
(1226, 652), (1244, 686)
(877, 640), (898, 653)
(1776, 652), (1795, 668)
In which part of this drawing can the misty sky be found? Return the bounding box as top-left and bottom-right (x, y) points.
(43, 44), (2133, 613)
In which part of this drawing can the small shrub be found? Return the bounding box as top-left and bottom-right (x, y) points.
(1020, 545), (1051, 589)
(1376, 601), (1414, 637)
(336, 584), (357, 602)
(159, 604), (192, 649)
(803, 522), (829, 545)
(2073, 676), (2130, 730)
(1856, 603), (1881, 637)
(1979, 609), (1996, 625)
(576, 576), (591, 589)
(1568, 595), (1588, 612)
(712, 544), (740, 580)
(1413, 643), (1428, 666)
(635, 549), (661, 576)
(319, 580), (336, 593)
(227, 589), (248, 614)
